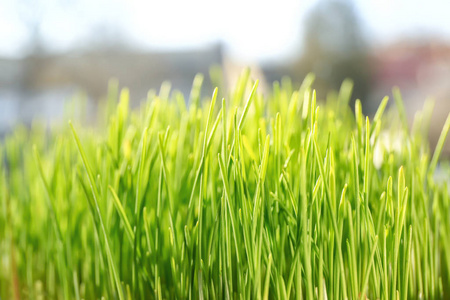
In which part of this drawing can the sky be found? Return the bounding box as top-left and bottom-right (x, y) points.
(1, 0), (450, 61)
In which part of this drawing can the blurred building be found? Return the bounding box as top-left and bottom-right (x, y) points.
(0, 44), (224, 135)
(370, 39), (450, 155)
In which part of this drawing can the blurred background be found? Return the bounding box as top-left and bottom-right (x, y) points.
(1, 0), (450, 152)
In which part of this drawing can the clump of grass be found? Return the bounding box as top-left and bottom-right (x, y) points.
(1, 70), (450, 299)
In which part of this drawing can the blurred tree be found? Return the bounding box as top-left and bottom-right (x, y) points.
(300, 0), (372, 111)
(15, 0), (125, 55)
(17, 0), (47, 55)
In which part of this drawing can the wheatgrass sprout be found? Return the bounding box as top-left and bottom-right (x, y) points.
(1, 70), (450, 299)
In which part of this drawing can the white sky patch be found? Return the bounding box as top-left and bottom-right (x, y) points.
(0, 0), (450, 60)
(355, 0), (450, 43)
(123, 0), (309, 61)
(0, 1), (29, 57)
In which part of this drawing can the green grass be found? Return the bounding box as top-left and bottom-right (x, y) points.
(1, 69), (450, 299)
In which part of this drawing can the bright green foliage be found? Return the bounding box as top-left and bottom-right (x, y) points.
(1, 70), (450, 299)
